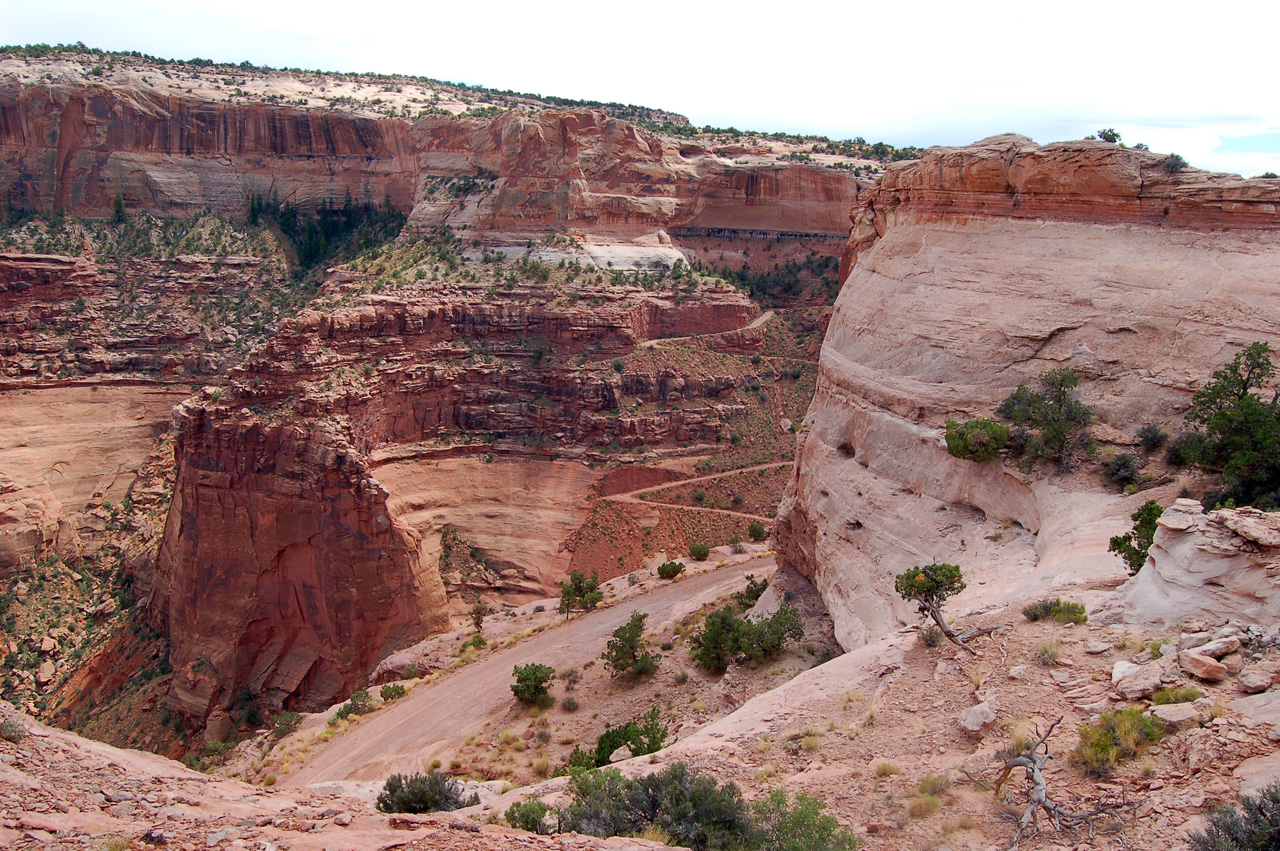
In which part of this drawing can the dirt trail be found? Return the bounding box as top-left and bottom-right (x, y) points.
(638, 309), (775, 348)
(283, 554), (771, 787)
(602, 461), (790, 522)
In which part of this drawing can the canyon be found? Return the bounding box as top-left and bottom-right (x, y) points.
(2, 47), (1280, 851)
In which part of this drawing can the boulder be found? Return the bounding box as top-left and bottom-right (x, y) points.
(1238, 665), (1278, 695)
(608, 745), (634, 764)
(1114, 661), (1165, 700)
(1151, 703), (1205, 727)
(961, 702), (996, 732)
(1195, 637), (1242, 659)
(1180, 651), (1229, 682)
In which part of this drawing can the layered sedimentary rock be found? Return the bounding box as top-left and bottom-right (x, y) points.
(154, 267), (760, 721)
(1126, 499), (1280, 626)
(0, 73), (858, 249)
(779, 135), (1280, 649)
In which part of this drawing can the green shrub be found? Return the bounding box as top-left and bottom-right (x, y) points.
(1021, 598), (1088, 625)
(511, 663), (555, 707)
(691, 605), (804, 674)
(587, 706), (669, 767)
(270, 710), (302, 741)
(998, 368), (1093, 470)
(1071, 708), (1162, 777)
(919, 624), (943, 647)
(1137, 424), (1168, 451)
(375, 770), (479, 813)
(559, 763), (755, 850)
(657, 561), (684, 580)
(561, 695), (579, 713)
(689, 542), (711, 561)
(1188, 780), (1280, 851)
(330, 689), (373, 723)
(1152, 686), (1204, 705)
(0, 719), (26, 743)
(1186, 342), (1280, 509)
(602, 611), (661, 678)
(751, 788), (861, 851)
(1162, 153), (1189, 173)
(559, 571), (603, 613)
(747, 521), (768, 542)
(380, 683), (407, 703)
(733, 575), (770, 609)
(506, 797), (551, 833)
(1166, 431), (1205, 467)
(1108, 500), (1163, 575)
(1105, 453), (1142, 488)
(945, 418), (1010, 462)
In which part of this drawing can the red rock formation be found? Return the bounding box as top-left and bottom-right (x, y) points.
(782, 135), (1280, 651)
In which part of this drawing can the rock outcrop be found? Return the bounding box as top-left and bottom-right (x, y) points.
(780, 135), (1280, 650)
(1126, 499), (1280, 627)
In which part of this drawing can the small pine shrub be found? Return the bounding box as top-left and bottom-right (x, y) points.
(1105, 453), (1142, 488)
(270, 710), (302, 741)
(506, 797), (551, 832)
(732, 574), (769, 608)
(330, 689), (373, 723)
(688, 542), (711, 561)
(602, 611), (661, 678)
(376, 770), (479, 813)
(747, 521), (768, 542)
(1137, 424), (1168, 451)
(511, 663), (555, 707)
(657, 561), (684, 580)
(1166, 431), (1205, 466)
(1188, 780), (1280, 851)
(945, 418), (1010, 462)
(1109, 500), (1164, 575)
(1071, 708), (1162, 777)
(1162, 153), (1189, 174)
(380, 683), (407, 702)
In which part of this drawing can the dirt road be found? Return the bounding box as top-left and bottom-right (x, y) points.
(283, 554), (773, 787)
(602, 461), (791, 523)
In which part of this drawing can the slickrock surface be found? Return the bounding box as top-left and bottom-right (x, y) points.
(778, 135), (1280, 650)
(0, 703), (672, 851)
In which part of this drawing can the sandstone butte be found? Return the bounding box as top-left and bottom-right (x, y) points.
(777, 133), (1280, 650)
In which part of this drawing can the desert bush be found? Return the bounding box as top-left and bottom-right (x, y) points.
(918, 774), (952, 796)
(907, 795), (942, 818)
(1037, 639), (1062, 666)
(945, 418), (1010, 462)
(561, 695), (579, 713)
(380, 683), (407, 702)
(1105, 453), (1142, 488)
(602, 611), (661, 678)
(1021, 598), (1088, 625)
(1163, 153), (1189, 173)
(751, 787), (862, 850)
(376, 770), (479, 813)
(1152, 686), (1204, 705)
(1188, 780), (1280, 851)
(919, 624), (944, 647)
(998, 368), (1093, 470)
(506, 797), (551, 833)
(559, 571), (603, 613)
(1137, 424), (1168, 451)
(1071, 708), (1162, 777)
(689, 542), (711, 561)
(733, 575), (770, 608)
(330, 689), (373, 723)
(0, 719), (26, 742)
(875, 763), (901, 777)
(657, 561), (684, 580)
(691, 605), (804, 674)
(1108, 499), (1164, 575)
(747, 521), (768, 542)
(1166, 431), (1205, 467)
(270, 710), (302, 741)
(1185, 342), (1280, 509)
(511, 663), (555, 707)
(469, 600), (493, 633)
(584, 706), (669, 767)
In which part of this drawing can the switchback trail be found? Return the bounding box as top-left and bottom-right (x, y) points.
(602, 461), (791, 523)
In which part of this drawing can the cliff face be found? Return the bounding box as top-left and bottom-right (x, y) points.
(780, 135), (1280, 650)
(0, 75), (858, 246)
(154, 260), (761, 723)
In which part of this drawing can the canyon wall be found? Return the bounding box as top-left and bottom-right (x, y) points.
(780, 135), (1280, 649)
(0, 74), (858, 248)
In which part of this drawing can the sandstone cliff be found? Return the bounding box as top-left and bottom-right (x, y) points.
(780, 135), (1280, 650)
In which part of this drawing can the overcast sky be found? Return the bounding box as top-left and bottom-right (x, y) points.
(6, 0), (1280, 176)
